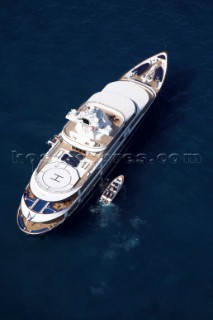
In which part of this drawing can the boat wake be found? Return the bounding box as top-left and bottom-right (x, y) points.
(110, 233), (140, 252)
(89, 203), (148, 260)
(130, 216), (147, 229)
(89, 201), (120, 228)
(90, 281), (110, 296)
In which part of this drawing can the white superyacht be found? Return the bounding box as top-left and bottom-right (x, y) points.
(17, 52), (168, 235)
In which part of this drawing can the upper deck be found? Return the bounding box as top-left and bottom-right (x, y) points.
(62, 101), (124, 152)
(30, 94), (138, 201)
(30, 83), (152, 201)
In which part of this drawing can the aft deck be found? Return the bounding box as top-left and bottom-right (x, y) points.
(17, 207), (65, 235)
(24, 185), (78, 214)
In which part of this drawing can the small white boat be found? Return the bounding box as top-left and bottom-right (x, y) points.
(100, 175), (124, 205)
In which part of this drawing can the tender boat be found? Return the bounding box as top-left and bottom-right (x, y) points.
(17, 52), (168, 235)
(100, 175), (124, 205)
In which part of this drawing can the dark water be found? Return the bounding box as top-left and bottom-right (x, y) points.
(0, 1), (213, 319)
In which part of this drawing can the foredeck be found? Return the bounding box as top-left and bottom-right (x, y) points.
(120, 52), (167, 95)
(129, 60), (163, 91)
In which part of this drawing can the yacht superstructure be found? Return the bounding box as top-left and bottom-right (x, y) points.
(17, 52), (168, 235)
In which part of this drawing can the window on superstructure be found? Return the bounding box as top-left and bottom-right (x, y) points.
(72, 146), (86, 155)
(82, 118), (90, 125)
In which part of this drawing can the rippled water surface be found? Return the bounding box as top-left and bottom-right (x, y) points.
(0, 1), (213, 319)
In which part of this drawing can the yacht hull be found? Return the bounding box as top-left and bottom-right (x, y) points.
(17, 52), (168, 236)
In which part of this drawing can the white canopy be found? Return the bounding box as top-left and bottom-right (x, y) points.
(102, 81), (149, 111)
(88, 91), (136, 121)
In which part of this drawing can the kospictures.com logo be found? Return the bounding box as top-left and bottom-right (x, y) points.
(11, 150), (202, 171)
(110, 152), (202, 164)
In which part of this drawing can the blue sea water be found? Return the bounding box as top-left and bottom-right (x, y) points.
(0, 0), (213, 319)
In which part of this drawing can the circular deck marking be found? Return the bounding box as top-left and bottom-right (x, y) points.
(43, 168), (71, 189)
(36, 161), (80, 193)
